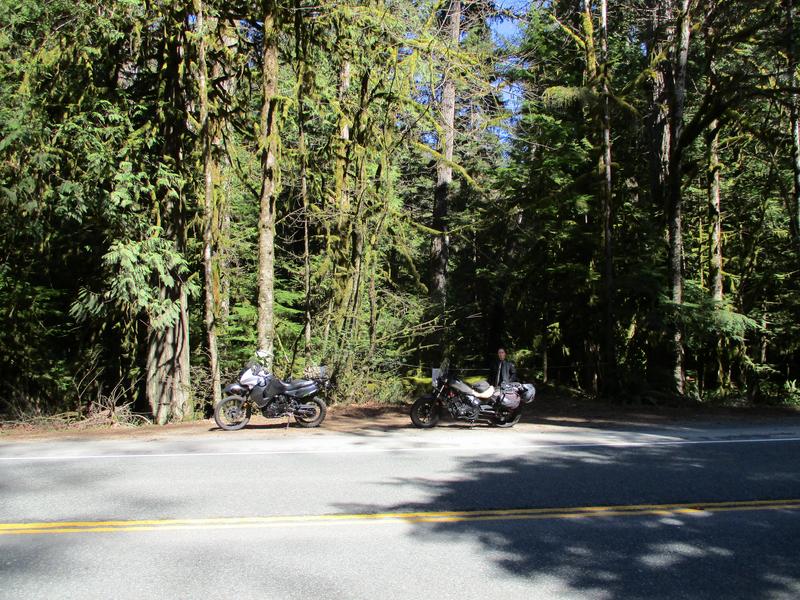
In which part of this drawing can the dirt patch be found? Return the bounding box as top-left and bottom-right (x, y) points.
(1, 398), (797, 442)
(0, 403), (413, 441)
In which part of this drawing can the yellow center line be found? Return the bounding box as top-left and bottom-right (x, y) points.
(1, 499), (798, 537)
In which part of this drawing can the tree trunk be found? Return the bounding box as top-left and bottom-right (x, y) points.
(329, 59), (356, 370)
(146, 8), (191, 424)
(148, 287), (190, 424)
(707, 117), (725, 388)
(333, 58), (351, 230)
(578, 0), (603, 394)
(707, 119), (723, 302)
(218, 21), (237, 326)
(788, 0), (800, 251)
(431, 0), (460, 310)
(599, 0), (616, 390)
(665, 0), (692, 395)
(301, 120), (312, 361)
(195, 0), (221, 406)
(329, 58), (352, 328)
(542, 338), (549, 384)
(581, 0), (598, 80)
(220, 173), (231, 322)
(704, 14), (723, 304)
(295, 6), (312, 363)
(368, 263), (378, 359)
(649, 0), (691, 395)
(257, 4), (280, 371)
(647, 0), (673, 216)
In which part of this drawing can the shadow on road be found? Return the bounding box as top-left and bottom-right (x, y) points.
(203, 401), (800, 436)
(338, 442), (800, 599)
(208, 421), (297, 432)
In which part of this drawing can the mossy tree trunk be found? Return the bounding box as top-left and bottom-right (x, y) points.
(431, 0), (461, 314)
(147, 5), (191, 424)
(257, 2), (281, 371)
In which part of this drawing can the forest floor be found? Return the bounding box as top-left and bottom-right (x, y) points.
(1, 394), (798, 441)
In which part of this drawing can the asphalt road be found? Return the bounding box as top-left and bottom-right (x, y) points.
(1, 419), (799, 599)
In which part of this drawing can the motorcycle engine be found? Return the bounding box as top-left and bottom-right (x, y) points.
(262, 398), (289, 418)
(456, 395), (480, 420)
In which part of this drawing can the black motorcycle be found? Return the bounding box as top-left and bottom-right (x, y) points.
(410, 360), (535, 428)
(214, 351), (329, 430)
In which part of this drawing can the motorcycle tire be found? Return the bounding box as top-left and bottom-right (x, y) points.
(214, 396), (251, 431)
(294, 396), (327, 428)
(410, 396), (440, 428)
(493, 410), (522, 428)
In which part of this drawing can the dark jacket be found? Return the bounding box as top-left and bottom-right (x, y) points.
(489, 360), (517, 386)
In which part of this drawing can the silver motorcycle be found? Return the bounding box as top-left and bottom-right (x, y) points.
(214, 351), (329, 430)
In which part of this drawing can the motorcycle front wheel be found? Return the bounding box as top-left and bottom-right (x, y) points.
(410, 396), (440, 428)
(214, 396), (251, 431)
(294, 396), (327, 428)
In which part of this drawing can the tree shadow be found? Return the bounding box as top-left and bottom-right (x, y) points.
(336, 442), (800, 599)
(208, 420), (297, 431)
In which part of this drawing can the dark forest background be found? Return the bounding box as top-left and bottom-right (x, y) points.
(1, 0), (799, 422)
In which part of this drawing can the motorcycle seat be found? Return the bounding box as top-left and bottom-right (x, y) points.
(451, 379), (495, 399)
(470, 380), (495, 399)
(276, 378), (315, 392)
(472, 385), (495, 399)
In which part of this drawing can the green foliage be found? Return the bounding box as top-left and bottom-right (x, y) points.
(0, 0), (798, 418)
(72, 229), (198, 330)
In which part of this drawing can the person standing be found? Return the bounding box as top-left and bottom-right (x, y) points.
(489, 347), (517, 386)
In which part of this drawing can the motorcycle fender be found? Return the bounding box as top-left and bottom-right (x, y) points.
(419, 394), (444, 415)
(223, 383), (246, 395)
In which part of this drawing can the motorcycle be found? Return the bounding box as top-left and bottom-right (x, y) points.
(410, 359), (535, 428)
(214, 351), (329, 430)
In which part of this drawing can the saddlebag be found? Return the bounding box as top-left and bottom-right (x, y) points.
(498, 387), (521, 410)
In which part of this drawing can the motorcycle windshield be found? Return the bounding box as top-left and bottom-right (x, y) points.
(439, 358), (449, 377)
(240, 366), (270, 388)
(431, 358), (450, 389)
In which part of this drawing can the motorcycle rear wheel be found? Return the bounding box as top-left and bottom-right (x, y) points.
(493, 409), (522, 428)
(410, 396), (440, 428)
(294, 396), (327, 428)
(214, 396), (251, 431)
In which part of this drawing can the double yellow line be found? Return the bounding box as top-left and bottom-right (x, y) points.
(1, 499), (798, 537)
